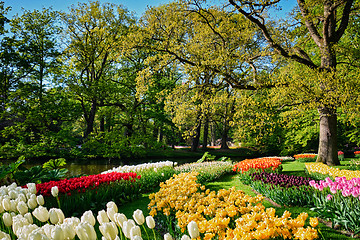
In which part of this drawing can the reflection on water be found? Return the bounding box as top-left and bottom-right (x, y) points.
(1, 158), (199, 177)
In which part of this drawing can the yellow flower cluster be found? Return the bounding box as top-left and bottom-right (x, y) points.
(305, 162), (360, 180)
(149, 172), (318, 240)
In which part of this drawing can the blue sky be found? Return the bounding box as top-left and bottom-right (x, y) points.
(5, 0), (297, 18)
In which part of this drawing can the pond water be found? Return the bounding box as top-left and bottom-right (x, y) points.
(1, 157), (200, 177)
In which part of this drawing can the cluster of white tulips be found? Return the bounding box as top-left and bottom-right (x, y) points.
(101, 161), (177, 174)
(174, 161), (232, 172)
(0, 182), (199, 240)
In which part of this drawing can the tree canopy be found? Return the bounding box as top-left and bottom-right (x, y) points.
(0, 0), (360, 163)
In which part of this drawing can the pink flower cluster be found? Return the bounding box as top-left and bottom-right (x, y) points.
(309, 177), (360, 199)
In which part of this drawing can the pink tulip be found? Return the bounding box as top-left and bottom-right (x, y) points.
(326, 194), (333, 201)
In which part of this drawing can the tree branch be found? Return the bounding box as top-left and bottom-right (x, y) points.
(334, 0), (354, 42)
(229, 0), (318, 69)
(297, 0), (323, 47)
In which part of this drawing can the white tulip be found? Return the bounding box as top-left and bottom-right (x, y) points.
(51, 186), (59, 197)
(114, 213), (127, 228)
(2, 212), (12, 227)
(36, 195), (45, 206)
(0, 201), (4, 213)
(181, 235), (191, 240)
(75, 222), (97, 240)
(187, 221), (200, 239)
(10, 199), (17, 212)
(24, 212), (33, 224)
(26, 183), (37, 194)
(28, 231), (50, 240)
(2, 198), (11, 211)
(130, 225), (141, 239)
(12, 215), (30, 236)
(164, 233), (173, 240)
(63, 216), (80, 228)
(122, 219), (135, 238)
(17, 193), (26, 203)
(42, 224), (54, 239)
(27, 198), (38, 209)
(106, 201), (118, 213)
(97, 210), (109, 225)
(51, 225), (64, 240)
(32, 206), (49, 223)
(133, 209), (145, 225)
(106, 207), (117, 222)
(9, 190), (18, 199)
(0, 230), (11, 240)
(17, 201), (28, 215)
(99, 222), (118, 240)
(81, 210), (96, 226)
(49, 208), (60, 225)
(145, 216), (155, 229)
(61, 223), (76, 240)
(132, 236), (143, 240)
(16, 224), (39, 239)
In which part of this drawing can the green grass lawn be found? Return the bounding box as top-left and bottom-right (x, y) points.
(117, 160), (355, 240)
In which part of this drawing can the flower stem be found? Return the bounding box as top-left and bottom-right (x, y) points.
(142, 224), (150, 240)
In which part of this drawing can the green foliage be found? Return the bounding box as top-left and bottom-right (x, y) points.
(296, 156), (317, 163)
(43, 158), (67, 170)
(197, 152), (216, 163)
(0, 157), (25, 185)
(137, 167), (176, 193)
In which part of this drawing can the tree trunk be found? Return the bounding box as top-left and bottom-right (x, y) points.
(191, 122), (201, 152)
(84, 101), (97, 139)
(317, 106), (339, 165)
(211, 123), (216, 146)
(220, 120), (229, 150)
(202, 117), (209, 149)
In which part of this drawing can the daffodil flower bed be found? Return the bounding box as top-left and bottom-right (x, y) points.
(305, 162), (360, 180)
(148, 172), (319, 240)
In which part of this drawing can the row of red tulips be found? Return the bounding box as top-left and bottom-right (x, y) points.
(33, 172), (140, 197)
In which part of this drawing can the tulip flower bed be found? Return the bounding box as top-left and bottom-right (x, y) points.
(354, 150), (360, 158)
(33, 172), (142, 217)
(305, 162), (360, 180)
(233, 157), (283, 173)
(148, 171), (319, 240)
(310, 177), (360, 234)
(293, 153), (317, 162)
(0, 179), (161, 240)
(247, 172), (315, 207)
(101, 160), (176, 174)
(174, 161), (233, 184)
